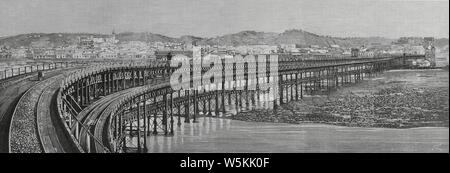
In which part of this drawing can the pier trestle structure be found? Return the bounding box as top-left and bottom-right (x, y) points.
(57, 54), (416, 153)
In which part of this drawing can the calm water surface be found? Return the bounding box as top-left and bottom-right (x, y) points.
(133, 117), (448, 153)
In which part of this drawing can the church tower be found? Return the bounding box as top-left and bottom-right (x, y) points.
(107, 28), (118, 44)
(112, 28), (116, 40)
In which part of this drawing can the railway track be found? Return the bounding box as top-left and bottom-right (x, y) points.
(0, 68), (81, 152)
(9, 76), (59, 153)
(36, 78), (81, 153)
(92, 78), (195, 153)
(8, 68), (82, 153)
(78, 88), (140, 152)
(73, 78), (166, 153)
(84, 79), (167, 153)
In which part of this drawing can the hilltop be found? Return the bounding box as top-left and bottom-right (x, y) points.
(0, 29), (447, 49)
(198, 29), (396, 48)
(0, 33), (108, 48)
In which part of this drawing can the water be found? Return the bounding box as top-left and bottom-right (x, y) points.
(128, 117), (448, 153)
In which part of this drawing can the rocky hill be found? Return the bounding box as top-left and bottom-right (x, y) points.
(435, 38), (449, 48)
(199, 29), (395, 48)
(0, 33), (107, 48)
(1, 29), (447, 49)
(116, 32), (176, 43)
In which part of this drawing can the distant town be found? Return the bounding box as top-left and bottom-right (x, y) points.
(0, 29), (444, 62)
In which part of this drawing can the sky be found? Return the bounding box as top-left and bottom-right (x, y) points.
(0, 0), (448, 38)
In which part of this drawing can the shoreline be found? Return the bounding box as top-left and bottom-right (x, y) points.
(194, 113), (449, 130)
(228, 116), (449, 130)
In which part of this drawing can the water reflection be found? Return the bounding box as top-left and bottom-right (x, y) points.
(126, 117), (448, 153)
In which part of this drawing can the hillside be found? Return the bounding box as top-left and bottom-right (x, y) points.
(0, 30), (446, 49)
(179, 35), (204, 44)
(199, 31), (278, 46)
(0, 33), (108, 48)
(117, 32), (176, 43)
(199, 29), (395, 48)
(435, 38), (449, 48)
(0, 32), (177, 48)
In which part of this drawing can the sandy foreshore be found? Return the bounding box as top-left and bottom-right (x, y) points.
(231, 69), (449, 128)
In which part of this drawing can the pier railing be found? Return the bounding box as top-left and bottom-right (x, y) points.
(0, 59), (154, 83)
(0, 62), (70, 81)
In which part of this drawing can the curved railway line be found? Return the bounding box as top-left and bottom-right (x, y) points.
(78, 88), (142, 152)
(6, 66), (85, 153)
(8, 74), (77, 153)
(8, 77), (50, 153)
(85, 58), (396, 153)
(81, 78), (168, 153)
(0, 66), (82, 153)
(36, 77), (81, 153)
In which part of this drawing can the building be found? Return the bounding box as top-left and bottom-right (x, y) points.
(395, 37), (423, 45)
(410, 46), (426, 55)
(11, 48), (28, 58)
(92, 37), (105, 44)
(31, 48), (56, 59)
(351, 48), (359, 57)
(106, 29), (119, 44)
(79, 36), (94, 49)
(423, 37), (436, 67)
(98, 51), (118, 59)
(0, 46), (12, 59)
(330, 44), (340, 49)
(83, 51), (97, 59)
(310, 45), (320, 49)
(72, 51), (84, 59)
(360, 51), (375, 58)
(53, 49), (70, 59)
(154, 50), (193, 61)
(342, 51), (351, 56)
